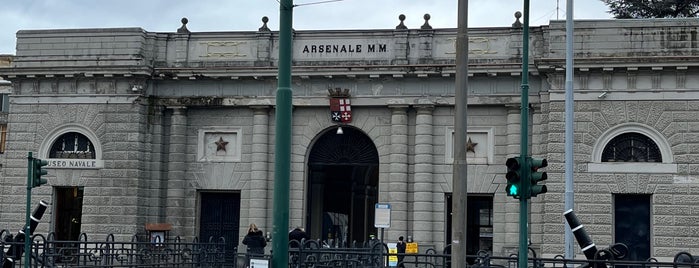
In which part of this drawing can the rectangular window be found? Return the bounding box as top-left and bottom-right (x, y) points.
(614, 194), (651, 262)
(0, 124), (6, 154)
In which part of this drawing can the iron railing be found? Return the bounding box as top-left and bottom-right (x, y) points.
(5, 233), (699, 268)
(1, 230), (227, 268)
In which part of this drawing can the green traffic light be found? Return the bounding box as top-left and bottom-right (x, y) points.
(508, 184), (518, 195)
(505, 157), (522, 199)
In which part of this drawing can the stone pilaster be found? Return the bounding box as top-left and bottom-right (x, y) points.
(250, 105), (271, 230)
(418, 15), (434, 64)
(499, 105), (521, 250)
(147, 106), (166, 224)
(392, 18), (409, 65)
(166, 106), (187, 235)
(174, 33), (190, 68)
(506, 105), (521, 157)
(255, 17), (273, 67)
(413, 102), (434, 246)
(388, 102), (409, 238)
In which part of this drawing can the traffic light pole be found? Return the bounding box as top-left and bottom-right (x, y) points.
(25, 152), (33, 268)
(519, 1), (531, 268)
(272, 0), (293, 268)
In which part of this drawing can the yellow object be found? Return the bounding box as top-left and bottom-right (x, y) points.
(406, 242), (418, 254)
(389, 247), (398, 262)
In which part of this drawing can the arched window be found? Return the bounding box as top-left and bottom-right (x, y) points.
(589, 123), (676, 173)
(49, 132), (96, 159)
(601, 132), (661, 162)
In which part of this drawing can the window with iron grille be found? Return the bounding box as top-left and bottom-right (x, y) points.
(601, 132), (661, 162)
(49, 132), (96, 159)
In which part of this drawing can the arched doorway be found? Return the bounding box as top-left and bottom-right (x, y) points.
(307, 126), (379, 247)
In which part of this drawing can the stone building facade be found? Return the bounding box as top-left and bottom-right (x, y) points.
(0, 16), (698, 261)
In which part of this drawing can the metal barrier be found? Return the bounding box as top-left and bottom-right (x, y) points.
(285, 239), (699, 268)
(487, 253), (699, 268)
(6, 233), (699, 268)
(286, 239), (458, 268)
(1, 231), (227, 268)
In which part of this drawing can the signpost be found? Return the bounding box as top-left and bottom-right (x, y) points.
(374, 203), (391, 228)
(374, 203), (391, 244)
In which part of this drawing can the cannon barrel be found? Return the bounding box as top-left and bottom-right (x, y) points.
(3, 200), (49, 268)
(563, 209), (598, 260)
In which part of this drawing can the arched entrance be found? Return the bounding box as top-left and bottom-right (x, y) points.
(307, 126), (379, 247)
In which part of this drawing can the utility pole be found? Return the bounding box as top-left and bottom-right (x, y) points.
(272, 0), (293, 267)
(452, 0), (469, 268)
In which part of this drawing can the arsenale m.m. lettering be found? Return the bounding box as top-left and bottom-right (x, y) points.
(302, 44), (387, 54)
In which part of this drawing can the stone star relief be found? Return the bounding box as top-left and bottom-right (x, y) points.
(214, 137), (229, 152)
(466, 138), (478, 153)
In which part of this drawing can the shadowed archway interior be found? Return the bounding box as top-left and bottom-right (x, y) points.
(307, 126), (379, 246)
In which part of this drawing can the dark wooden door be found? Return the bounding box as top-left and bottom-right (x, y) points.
(615, 194), (651, 262)
(199, 192), (240, 263)
(55, 187), (84, 241)
(54, 186), (84, 263)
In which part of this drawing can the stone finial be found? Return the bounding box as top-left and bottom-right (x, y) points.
(259, 16), (271, 32)
(421, 14), (432, 29)
(396, 14), (408, 29)
(177, 17), (190, 33)
(512, 11), (522, 28)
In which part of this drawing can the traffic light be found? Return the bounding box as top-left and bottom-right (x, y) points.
(32, 158), (49, 188)
(527, 157), (547, 197)
(505, 157), (522, 199)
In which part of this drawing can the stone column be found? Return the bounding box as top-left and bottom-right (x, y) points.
(250, 105), (271, 230)
(498, 105), (521, 251)
(413, 102), (434, 246)
(166, 106), (187, 235)
(388, 101), (409, 239)
(505, 105), (521, 157)
(148, 106), (166, 224)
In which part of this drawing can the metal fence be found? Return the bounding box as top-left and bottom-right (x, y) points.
(283, 239), (699, 268)
(1, 230), (227, 268)
(5, 233), (699, 268)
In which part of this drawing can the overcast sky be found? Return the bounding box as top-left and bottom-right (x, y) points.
(0, 0), (613, 55)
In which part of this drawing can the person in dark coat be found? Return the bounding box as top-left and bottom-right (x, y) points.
(396, 236), (406, 268)
(242, 223), (266, 265)
(288, 226), (309, 248)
